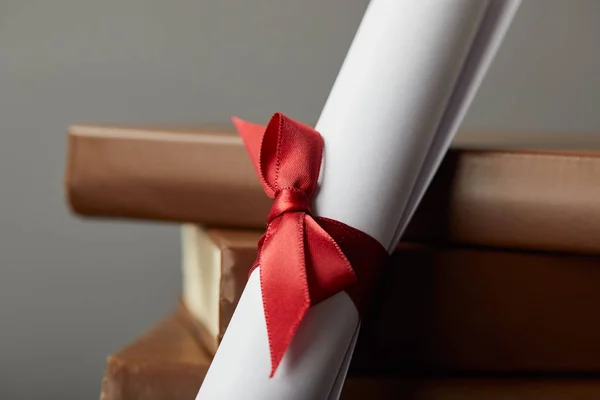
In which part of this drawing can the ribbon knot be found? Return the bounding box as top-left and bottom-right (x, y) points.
(267, 189), (312, 223)
(232, 113), (388, 378)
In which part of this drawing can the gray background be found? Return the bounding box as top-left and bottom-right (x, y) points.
(0, 0), (598, 398)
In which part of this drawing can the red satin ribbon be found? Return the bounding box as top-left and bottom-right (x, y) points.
(232, 113), (388, 377)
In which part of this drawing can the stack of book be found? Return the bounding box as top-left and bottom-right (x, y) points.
(66, 126), (600, 399)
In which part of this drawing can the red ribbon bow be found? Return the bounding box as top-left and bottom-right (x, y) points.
(233, 113), (387, 377)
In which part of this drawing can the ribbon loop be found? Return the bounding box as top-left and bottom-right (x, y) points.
(234, 113), (322, 199)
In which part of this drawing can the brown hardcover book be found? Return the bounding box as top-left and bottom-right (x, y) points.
(66, 126), (600, 254)
(100, 312), (211, 400)
(353, 244), (600, 373)
(101, 308), (600, 400)
(183, 226), (600, 372)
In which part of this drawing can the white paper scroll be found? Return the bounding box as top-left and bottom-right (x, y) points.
(197, 1), (520, 399)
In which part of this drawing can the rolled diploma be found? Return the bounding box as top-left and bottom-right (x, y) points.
(198, 1), (518, 399)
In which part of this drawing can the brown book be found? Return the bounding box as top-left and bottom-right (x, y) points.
(101, 308), (600, 400)
(183, 226), (600, 372)
(100, 312), (211, 400)
(353, 244), (600, 373)
(66, 126), (600, 254)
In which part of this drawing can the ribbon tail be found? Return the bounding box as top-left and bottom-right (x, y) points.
(304, 217), (357, 304)
(259, 213), (311, 377)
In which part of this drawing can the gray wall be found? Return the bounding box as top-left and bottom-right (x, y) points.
(0, 0), (598, 398)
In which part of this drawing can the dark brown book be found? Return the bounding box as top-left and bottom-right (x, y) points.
(184, 227), (600, 372)
(101, 308), (600, 400)
(353, 244), (600, 373)
(66, 126), (600, 254)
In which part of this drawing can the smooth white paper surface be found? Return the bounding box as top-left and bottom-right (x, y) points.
(392, 0), (523, 244)
(197, 1), (520, 399)
(314, 0), (488, 250)
(199, 270), (359, 400)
